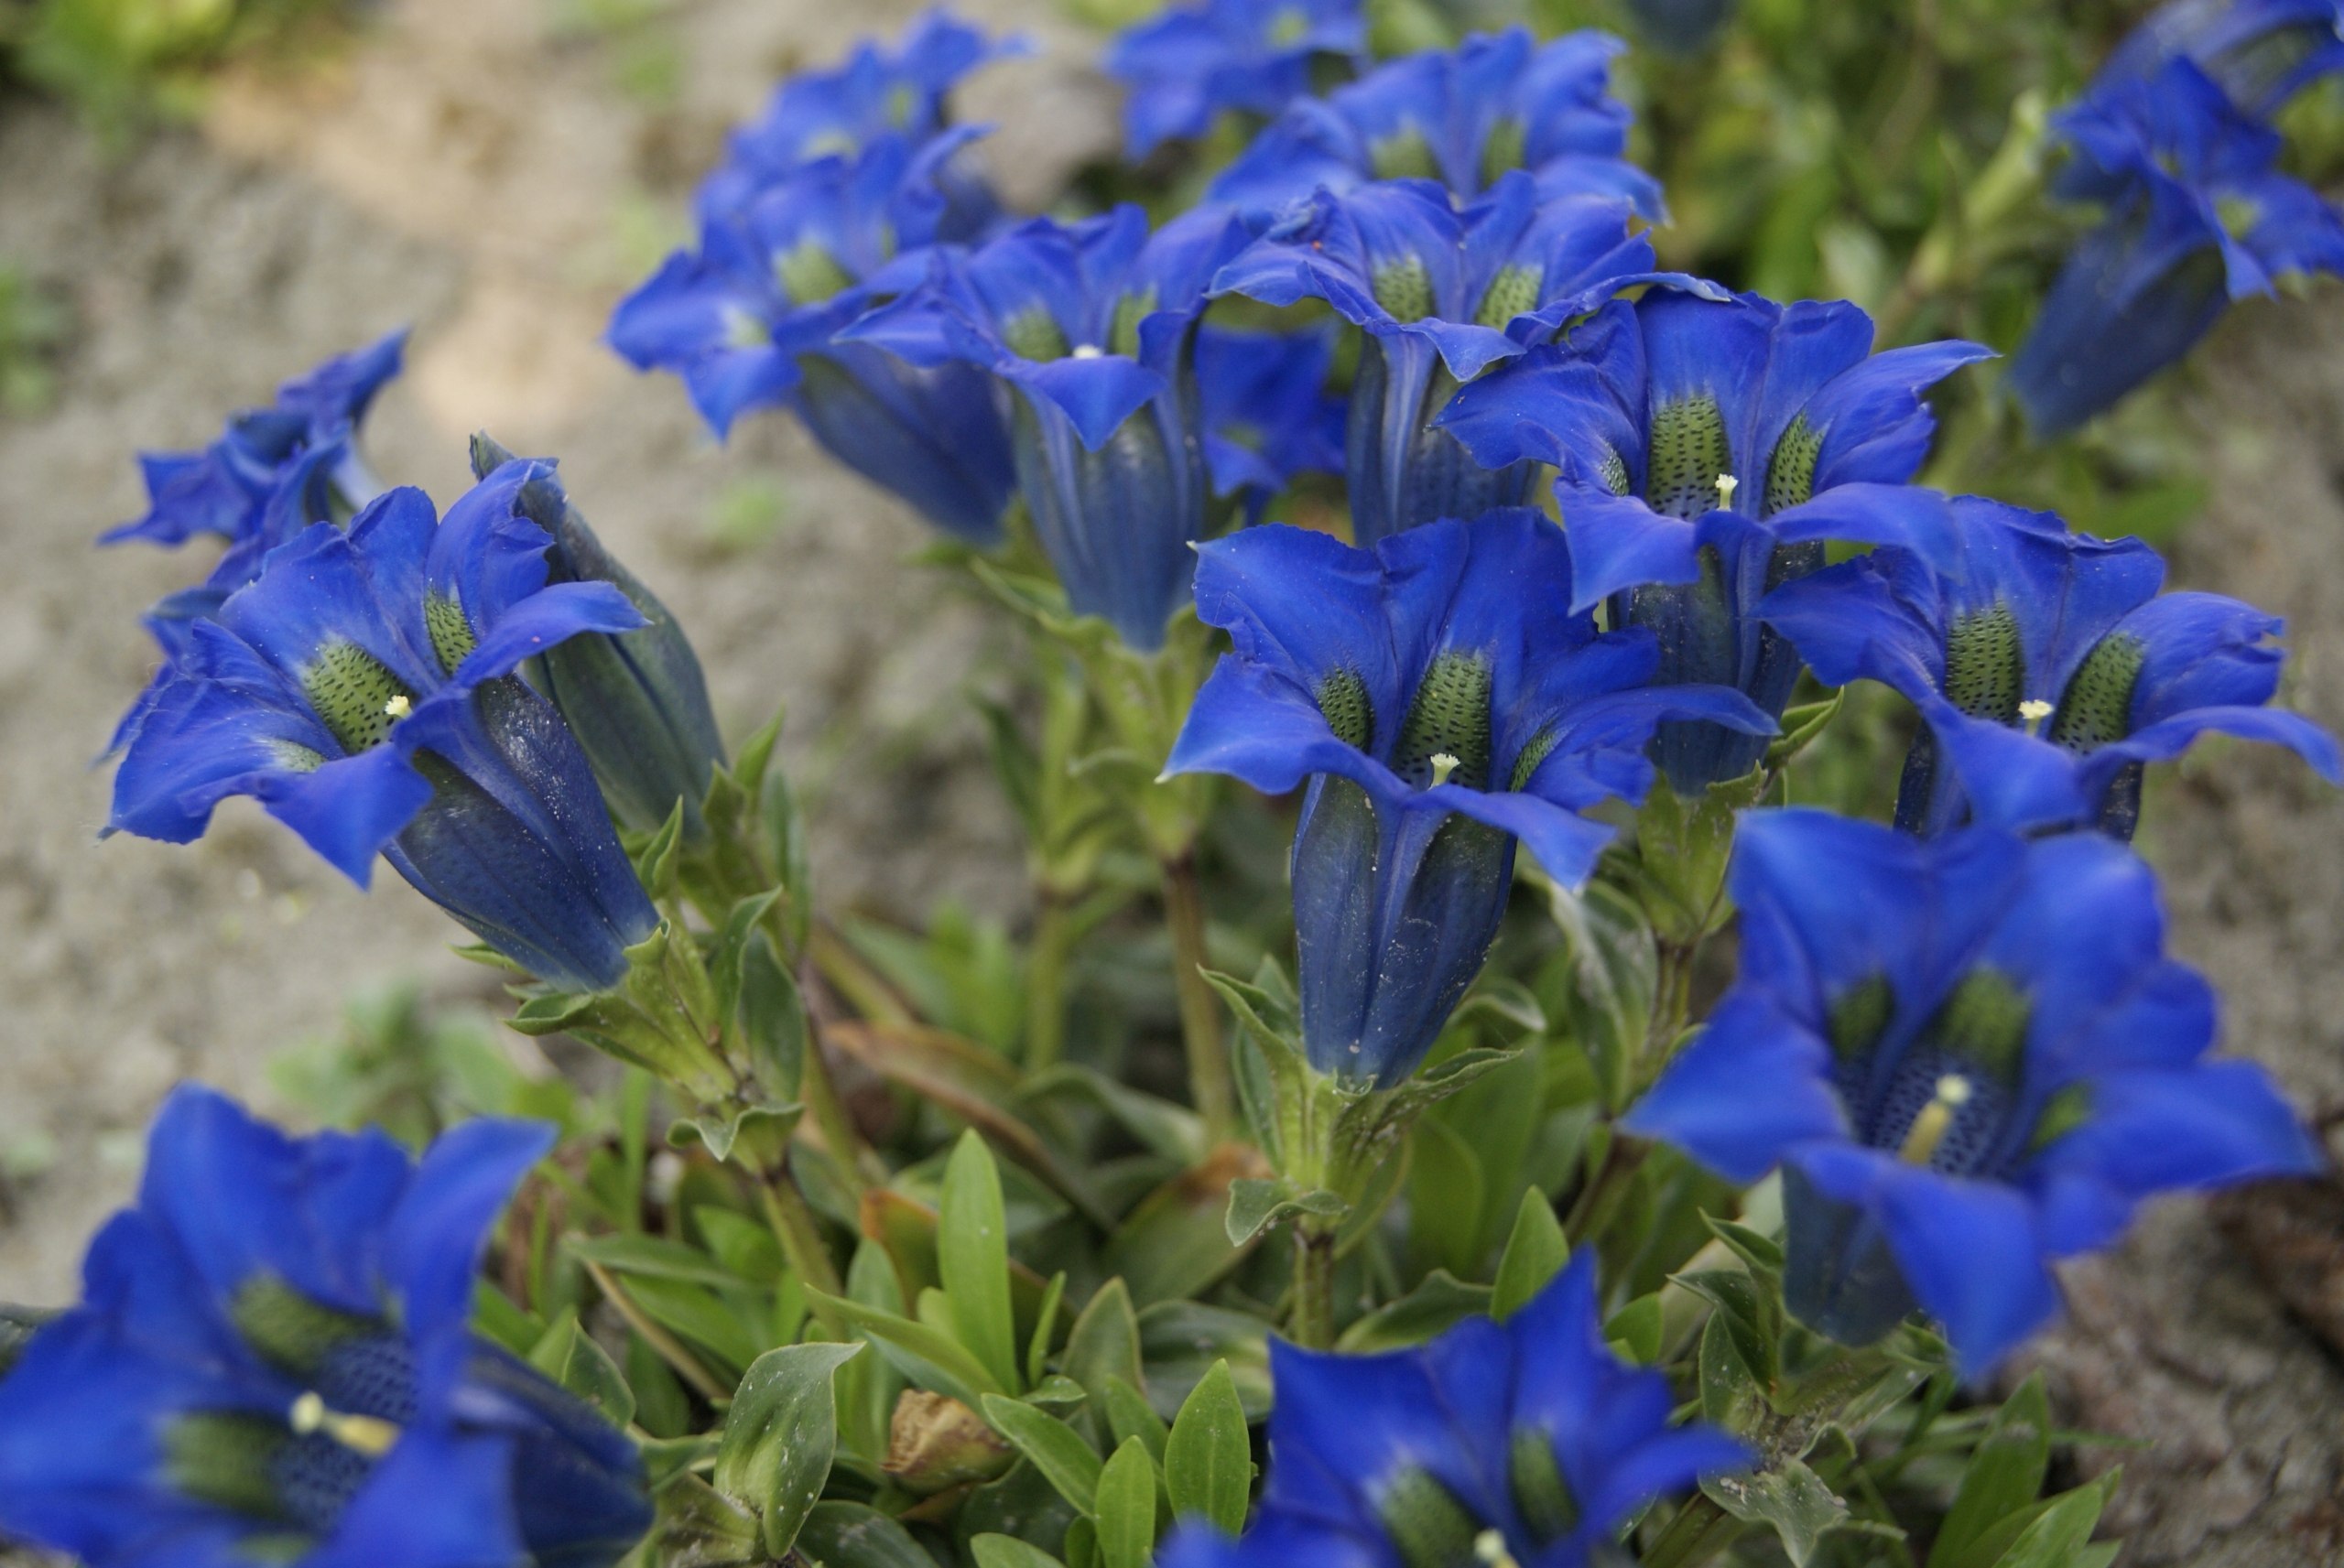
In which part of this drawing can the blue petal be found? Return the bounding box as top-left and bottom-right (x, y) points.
(387, 1119), (556, 1339)
(309, 1427), (527, 1568)
(1624, 990), (1850, 1183)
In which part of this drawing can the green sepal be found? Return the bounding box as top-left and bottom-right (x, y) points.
(1766, 689), (1844, 770)
(507, 920), (735, 1104)
(1619, 767), (1766, 947)
(667, 1100), (804, 1165)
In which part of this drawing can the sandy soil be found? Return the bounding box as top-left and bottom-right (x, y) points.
(2, 2), (2341, 1562)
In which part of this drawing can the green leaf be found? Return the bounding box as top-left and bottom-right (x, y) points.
(795, 1500), (931, 1568)
(1698, 1310), (1768, 1433)
(1066, 1279), (1145, 1402)
(1029, 1271), (1068, 1391)
(1405, 1116), (1485, 1279)
(568, 1234), (739, 1288)
(1603, 1292), (1664, 1366)
(1702, 1457), (1850, 1567)
(982, 1393), (1106, 1519)
(1767, 689), (1844, 769)
(941, 1130), (1023, 1394)
(1675, 1269), (1779, 1387)
(527, 1311), (635, 1429)
(616, 1274), (763, 1376)
(1702, 1216), (1786, 1276)
(712, 1342), (863, 1560)
(1101, 1375), (1169, 1464)
(1095, 1437), (1162, 1568)
(1104, 1154), (1258, 1306)
(1022, 1065), (1207, 1165)
(808, 1291), (1004, 1409)
(1543, 878), (1655, 1111)
(1491, 1191), (1569, 1323)
(1930, 1375), (2052, 1568)
(1136, 1302), (1273, 1422)
(1224, 1178), (1346, 1247)
(1986, 1475), (2116, 1568)
(1335, 1271), (1493, 1353)
(971, 1535), (1069, 1568)
(1164, 1359), (1251, 1534)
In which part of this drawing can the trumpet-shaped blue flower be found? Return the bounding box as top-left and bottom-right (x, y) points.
(1439, 290), (1990, 795)
(693, 9), (1021, 234)
(103, 329), (405, 558)
(1158, 1257), (1745, 1568)
(842, 204), (1256, 649)
(2012, 57), (2344, 437)
(1626, 810), (2319, 1372)
(106, 460), (659, 992)
(2099, 0), (2344, 118)
(610, 133), (1016, 546)
(1104, 0), (1365, 158)
(1196, 324), (1348, 519)
(469, 438), (729, 838)
(0, 1086), (651, 1568)
(1212, 174), (1713, 547)
(1760, 496), (2341, 838)
(1164, 512), (1771, 1085)
(1208, 27), (1662, 219)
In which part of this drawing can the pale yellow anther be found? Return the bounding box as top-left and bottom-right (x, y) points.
(1428, 752), (1461, 787)
(383, 694), (412, 720)
(1715, 472), (1741, 507)
(2018, 698), (2053, 733)
(1897, 1074), (1973, 1166)
(289, 1390), (401, 1458)
(1474, 1530), (1520, 1568)
(1071, 343), (1104, 359)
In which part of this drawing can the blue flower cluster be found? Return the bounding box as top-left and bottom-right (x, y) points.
(2012, 0), (2344, 434)
(0, 1087), (649, 1568)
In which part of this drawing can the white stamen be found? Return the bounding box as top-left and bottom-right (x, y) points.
(1897, 1073), (1973, 1166)
(2018, 697), (2053, 733)
(383, 694), (412, 720)
(1474, 1530), (1520, 1568)
(1071, 343), (1104, 359)
(1428, 752), (1461, 786)
(1714, 472), (1740, 507)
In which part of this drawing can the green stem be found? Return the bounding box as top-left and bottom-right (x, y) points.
(583, 1258), (730, 1402)
(757, 1170), (849, 1338)
(1289, 1224), (1337, 1350)
(1640, 1493), (1736, 1568)
(1025, 890), (1080, 1072)
(1160, 853), (1235, 1142)
(795, 1032), (880, 1195)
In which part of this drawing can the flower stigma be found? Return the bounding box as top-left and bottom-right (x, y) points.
(2018, 697), (2053, 733)
(1714, 472), (1740, 508)
(1897, 1073), (1973, 1166)
(383, 694), (412, 720)
(1428, 752), (1462, 786)
(288, 1390), (401, 1458)
(1474, 1529), (1521, 1568)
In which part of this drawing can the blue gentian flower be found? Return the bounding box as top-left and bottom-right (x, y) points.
(1760, 496), (2342, 838)
(1208, 27), (1663, 219)
(471, 439), (730, 838)
(610, 133), (1016, 546)
(693, 8), (1022, 235)
(106, 460), (660, 993)
(1625, 810), (2319, 1372)
(2011, 57), (2344, 438)
(0, 1086), (651, 1568)
(1196, 324), (1348, 521)
(1211, 174), (1715, 547)
(841, 204), (1256, 650)
(1104, 0), (1366, 159)
(1439, 290), (1991, 795)
(1163, 511), (1772, 1086)
(103, 329), (405, 556)
(1157, 1256), (1746, 1568)
(2099, 0), (2344, 118)
(1622, 0), (1736, 56)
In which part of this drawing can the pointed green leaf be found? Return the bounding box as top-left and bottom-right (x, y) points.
(1702, 1457), (1849, 1567)
(1164, 1359), (1251, 1534)
(971, 1535), (1069, 1568)
(982, 1393), (1105, 1519)
(1603, 1292), (1665, 1366)
(1095, 1437), (1162, 1568)
(807, 1291), (1004, 1408)
(1066, 1279), (1144, 1402)
(712, 1341), (863, 1559)
(1983, 1474), (2116, 1568)
(526, 1311), (635, 1429)
(1029, 1271), (1068, 1391)
(1335, 1271), (1493, 1353)
(795, 1500), (930, 1568)
(1101, 1375), (1169, 1463)
(941, 1130), (1022, 1393)
(1929, 1375), (2052, 1568)
(1492, 1191), (1570, 1323)
(1224, 1179), (1345, 1247)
